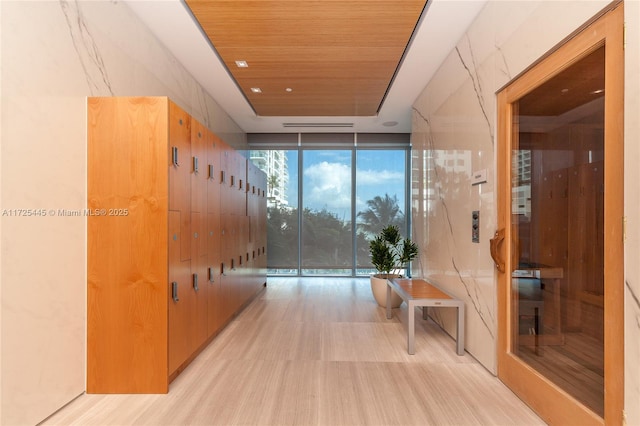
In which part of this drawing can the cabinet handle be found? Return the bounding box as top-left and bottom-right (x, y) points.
(208, 164), (214, 180)
(208, 267), (215, 283)
(193, 273), (199, 291)
(172, 147), (179, 167)
(193, 156), (199, 174)
(220, 262), (226, 276)
(221, 170), (225, 183)
(172, 281), (179, 302)
(231, 258), (235, 271)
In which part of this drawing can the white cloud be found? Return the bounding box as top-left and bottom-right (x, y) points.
(304, 161), (351, 210)
(357, 169), (404, 185)
(302, 162), (404, 216)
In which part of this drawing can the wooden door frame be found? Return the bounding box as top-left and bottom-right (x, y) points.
(496, 2), (624, 425)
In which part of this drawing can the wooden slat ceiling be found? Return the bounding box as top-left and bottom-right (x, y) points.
(185, 0), (428, 117)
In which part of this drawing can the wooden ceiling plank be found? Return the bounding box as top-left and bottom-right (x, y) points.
(185, 0), (428, 117)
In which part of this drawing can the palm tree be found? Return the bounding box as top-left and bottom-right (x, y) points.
(357, 193), (405, 238)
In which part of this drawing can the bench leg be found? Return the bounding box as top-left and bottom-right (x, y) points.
(408, 301), (415, 355)
(386, 282), (392, 319)
(456, 304), (465, 356)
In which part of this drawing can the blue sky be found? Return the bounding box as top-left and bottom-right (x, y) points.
(284, 149), (406, 221)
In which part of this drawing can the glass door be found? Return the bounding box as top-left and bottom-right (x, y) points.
(495, 4), (623, 424)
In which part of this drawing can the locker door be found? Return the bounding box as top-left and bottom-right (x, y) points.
(168, 211), (193, 375)
(168, 101), (191, 262)
(206, 133), (223, 336)
(191, 120), (207, 214)
(206, 212), (222, 336)
(191, 212), (208, 348)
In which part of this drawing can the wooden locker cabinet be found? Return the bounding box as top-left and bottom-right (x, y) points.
(169, 102), (192, 262)
(87, 97), (266, 394)
(167, 102), (196, 379)
(206, 133), (223, 336)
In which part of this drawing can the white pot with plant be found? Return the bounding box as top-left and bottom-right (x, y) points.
(369, 225), (419, 308)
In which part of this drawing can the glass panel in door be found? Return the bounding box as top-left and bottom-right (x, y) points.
(510, 46), (605, 417)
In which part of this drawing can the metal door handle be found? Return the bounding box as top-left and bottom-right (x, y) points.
(172, 147), (179, 167)
(172, 281), (179, 302)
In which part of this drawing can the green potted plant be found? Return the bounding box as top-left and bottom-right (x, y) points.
(369, 225), (419, 308)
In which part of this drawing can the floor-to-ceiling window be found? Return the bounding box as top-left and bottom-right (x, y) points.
(355, 149), (407, 275)
(249, 133), (410, 276)
(250, 147), (299, 274)
(301, 148), (353, 275)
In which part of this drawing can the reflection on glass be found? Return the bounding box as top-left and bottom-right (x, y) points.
(355, 150), (407, 275)
(511, 46), (605, 416)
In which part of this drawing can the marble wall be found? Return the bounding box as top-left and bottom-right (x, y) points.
(0, 1), (246, 424)
(411, 1), (639, 423)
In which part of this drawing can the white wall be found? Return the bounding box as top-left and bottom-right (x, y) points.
(411, 0), (639, 423)
(0, 1), (246, 424)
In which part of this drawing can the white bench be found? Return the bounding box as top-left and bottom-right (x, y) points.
(386, 278), (465, 355)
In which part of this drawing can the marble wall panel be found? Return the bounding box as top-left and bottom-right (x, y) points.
(0, 1), (245, 424)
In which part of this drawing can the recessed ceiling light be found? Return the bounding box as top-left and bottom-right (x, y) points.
(250, 87), (262, 93)
(561, 88), (569, 93)
(285, 88), (293, 92)
(235, 60), (248, 68)
(590, 89), (604, 95)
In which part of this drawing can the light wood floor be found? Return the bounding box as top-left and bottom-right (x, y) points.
(43, 277), (545, 426)
(517, 332), (604, 418)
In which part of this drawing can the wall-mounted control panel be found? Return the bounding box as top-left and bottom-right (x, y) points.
(472, 210), (480, 243)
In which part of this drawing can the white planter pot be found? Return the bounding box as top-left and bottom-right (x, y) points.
(370, 274), (403, 308)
